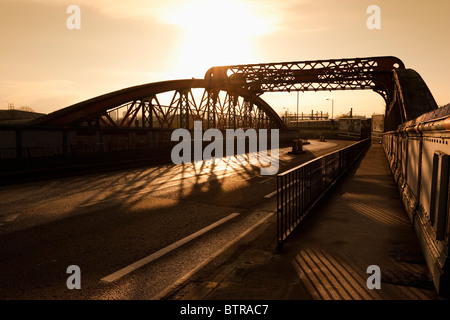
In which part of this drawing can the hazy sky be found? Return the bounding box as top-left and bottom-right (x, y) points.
(1, 0), (449, 118)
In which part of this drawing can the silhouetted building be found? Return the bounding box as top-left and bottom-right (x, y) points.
(0, 109), (45, 125)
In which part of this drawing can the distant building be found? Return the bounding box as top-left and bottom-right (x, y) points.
(371, 114), (384, 142)
(282, 110), (330, 127)
(338, 117), (371, 139)
(0, 109), (46, 125)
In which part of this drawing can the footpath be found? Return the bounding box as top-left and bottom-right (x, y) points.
(163, 143), (445, 300)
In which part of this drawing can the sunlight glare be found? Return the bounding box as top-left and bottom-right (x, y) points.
(167, 0), (276, 77)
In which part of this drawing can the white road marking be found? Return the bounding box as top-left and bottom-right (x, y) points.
(167, 172), (232, 183)
(100, 212), (240, 283)
(264, 179), (300, 198)
(264, 190), (278, 198)
(4, 213), (21, 222)
(151, 210), (274, 300)
(79, 173), (232, 208)
(79, 182), (183, 207)
(78, 195), (129, 208)
(240, 176), (257, 181)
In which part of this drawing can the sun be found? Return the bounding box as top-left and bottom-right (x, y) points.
(167, 0), (276, 77)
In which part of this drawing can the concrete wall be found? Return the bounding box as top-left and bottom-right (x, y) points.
(0, 126), (177, 171)
(371, 114), (384, 143)
(383, 110), (450, 296)
(0, 126), (292, 171)
(372, 114), (385, 133)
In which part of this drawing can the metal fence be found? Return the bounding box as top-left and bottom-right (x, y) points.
(276, 138), (371, 248)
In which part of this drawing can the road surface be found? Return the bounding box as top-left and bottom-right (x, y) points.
(0, 139), (354, 299)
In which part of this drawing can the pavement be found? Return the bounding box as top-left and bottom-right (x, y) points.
(161, 143), (447, 300)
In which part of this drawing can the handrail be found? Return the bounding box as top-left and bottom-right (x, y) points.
(276, 138), (370, 248)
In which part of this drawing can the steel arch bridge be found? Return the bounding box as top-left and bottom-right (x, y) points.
(31, 56), (438, 132)
(32, 79), (286, 130)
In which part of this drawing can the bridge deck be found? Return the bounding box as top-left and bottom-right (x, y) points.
(168, 143), (445, 300)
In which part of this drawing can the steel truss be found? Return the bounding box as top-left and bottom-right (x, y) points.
(87, 87), (275, 130)
(205, 56), (405, 104)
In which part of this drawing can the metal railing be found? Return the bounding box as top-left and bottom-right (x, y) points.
(276, 138), (371, 248)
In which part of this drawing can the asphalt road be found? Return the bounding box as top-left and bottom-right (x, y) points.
(0, 139), (354, 300)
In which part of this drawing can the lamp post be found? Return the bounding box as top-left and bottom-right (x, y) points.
(326, 98), (334, 119)
(282, 107), (289, 125)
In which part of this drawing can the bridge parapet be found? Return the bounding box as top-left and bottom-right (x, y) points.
(383, 105), (450, 296)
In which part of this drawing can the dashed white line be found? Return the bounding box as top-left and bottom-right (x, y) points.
(79, 173), (232, 208)
(3, 213), (21, 222)
(264, 190), (278, 199)
(264, 179), (300, 198)
(259, 178), (273, 184)
(100, 212), (240, 283)
(151, 210), (274, 300)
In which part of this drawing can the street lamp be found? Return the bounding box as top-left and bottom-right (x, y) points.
(282, 107), (289, 125)
(326, 99), (334, 119)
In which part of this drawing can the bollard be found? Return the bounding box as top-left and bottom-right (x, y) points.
(291, 139), (298, 153)
(289, 139), (305, 155)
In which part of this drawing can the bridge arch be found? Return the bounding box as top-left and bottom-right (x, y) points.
(385, 68), (439, 131)
(31, 56), (439, 133)
(31, 79), (286, 130)
(204, 56), (439, 131)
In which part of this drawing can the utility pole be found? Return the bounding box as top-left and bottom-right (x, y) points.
(296, 91), (299, 127)
(326, 99), (334, 119)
